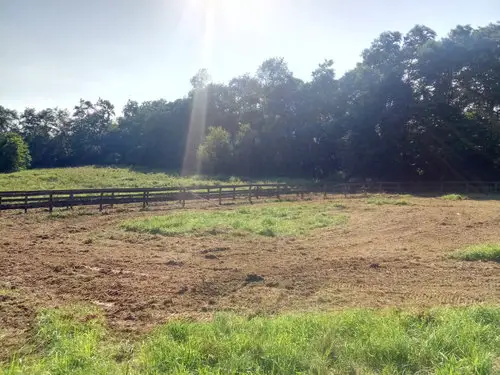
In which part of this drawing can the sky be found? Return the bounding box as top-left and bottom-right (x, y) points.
(1, 0), (499, 114)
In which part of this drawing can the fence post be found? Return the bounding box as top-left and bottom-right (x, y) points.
(207, 188), (210, 200)
(219, 187), (222, 205)
(69, 193), (74, 210)
(323, 184), (327, 199)
(49, 194), (53, 213)
(248, 185), (252, 203)
(24, 194), (28, 213)
(100, 192), (104, 211)
(142, 191), (147, 209)
(232, 187), (236, 200)
(182, 188), (186, 207)
(277, 185), (280, 200)
(110, 192), (114, 208)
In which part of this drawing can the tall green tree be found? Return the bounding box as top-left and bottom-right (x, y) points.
(0, 132), (31, 173)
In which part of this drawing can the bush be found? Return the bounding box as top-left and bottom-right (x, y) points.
(0, 132), (31, 173)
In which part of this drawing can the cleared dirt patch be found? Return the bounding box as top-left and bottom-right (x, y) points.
(1, 195), (499, 359)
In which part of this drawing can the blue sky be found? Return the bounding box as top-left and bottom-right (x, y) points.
(1, 0), (498, 114)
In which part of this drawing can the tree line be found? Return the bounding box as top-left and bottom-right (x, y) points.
(1, 22), (500, 181)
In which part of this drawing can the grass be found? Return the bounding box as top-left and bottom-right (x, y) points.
(121, 202), (348, 237)
(2, 306), (500, 374)
(366, 195), (410, 206)
(442, 194), (466, 201)
(0, 166), (297, 191)
(451, 244), (500, 262)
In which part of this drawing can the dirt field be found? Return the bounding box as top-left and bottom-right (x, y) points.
(1, 195), (499, 359)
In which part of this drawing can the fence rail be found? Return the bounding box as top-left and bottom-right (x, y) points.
(0, 181), (499, 212)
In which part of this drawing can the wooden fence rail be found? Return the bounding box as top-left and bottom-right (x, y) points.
(0, 184), (292, 212)
(1, 181), (499, 212)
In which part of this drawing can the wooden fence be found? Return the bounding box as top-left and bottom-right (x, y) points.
(0, 184), (294, 212)
(1, 181), (499, 212)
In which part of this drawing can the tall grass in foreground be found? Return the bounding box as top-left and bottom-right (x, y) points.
(2, 306), (500, 374)
(451, 244), (500, 262)
(121, 203), (347, 237)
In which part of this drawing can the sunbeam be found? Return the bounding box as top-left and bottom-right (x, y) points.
(181, 0), (215, 175)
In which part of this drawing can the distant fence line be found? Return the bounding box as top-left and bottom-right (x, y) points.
(0, 181), (499, 212)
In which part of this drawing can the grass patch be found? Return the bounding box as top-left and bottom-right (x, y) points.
(451, 244), (500, 262)
(0, 166), (301, 191)
(2, 305), (124, 375)
(3, 306), (500, 374)
(121, 203), (347, 237)
(442, 194), (466, 201)
(366, 196), (410, 206)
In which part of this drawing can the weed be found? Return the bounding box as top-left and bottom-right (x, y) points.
(451, 244), (500, 262)
(366, 196), (410, 206)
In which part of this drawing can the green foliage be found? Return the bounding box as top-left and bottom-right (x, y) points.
(0, 133), (31, 173)
(121, 202), (348, 237)
(2, 306), (123, 375)
(3, 306), (500, 374)
(451, 244), (500, 262)
(366, 196), (410, 206)
(442, 194), (466, 201)
(197, 127), (233, 174)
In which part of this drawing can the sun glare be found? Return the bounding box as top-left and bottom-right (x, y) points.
(180, 0), (273, 175)
(188, 0), (268, 30)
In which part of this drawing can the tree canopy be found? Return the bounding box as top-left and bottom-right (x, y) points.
(1, 22), (500, 181)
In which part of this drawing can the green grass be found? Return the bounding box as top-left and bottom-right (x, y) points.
(3, 306), (500, 374)
(121, 202), (348, 237)
(366, 196), (410, 206)
(451, 244), (500, 262)
(441, 194), (466, 201)
(0, 166), (292, 191)
(2, 305), (123, 375)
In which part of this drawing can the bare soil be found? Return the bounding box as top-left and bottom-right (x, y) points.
(1, 195), (499, 359)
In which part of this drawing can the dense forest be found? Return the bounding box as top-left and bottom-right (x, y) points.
(1, 23), (500, 181)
